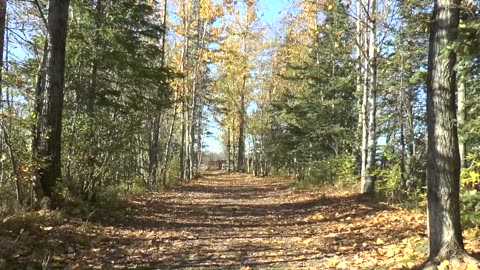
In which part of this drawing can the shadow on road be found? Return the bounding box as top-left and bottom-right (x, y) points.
(82, 173), (422, 269)
(1, 172), (431, 269)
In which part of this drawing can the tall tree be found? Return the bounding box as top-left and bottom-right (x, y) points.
(424, 0), (475, 266)
(363, 0), (378, 195)
(37, 0), (70, 202)
(147, 0), (168, 188)
(0, 0), (5, 94)
(356, 0), (369, 189)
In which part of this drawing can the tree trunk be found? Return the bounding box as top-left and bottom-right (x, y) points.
(185, 98), (191, 180)
(178, 3), (189, 182)
(232, 119), (237, 171)
(355, 0), (362, 133)
(406, 89), (415, 187)
(0, 123), (24, 206)
(457, 75), (466, 169)
(189, 78), (197, 180)
(399, 58), (407, 189)
(227, 127), (232, 172)
(148, 116), (160, 187)
(161, 105), (177, 186)
(360, 75), (368, 189)
(31, 41), (49, 201)
(363, 0), (377, 195)
(195, 105), (204, 174)
(155, 0), (169, 186)
(180, 86), (187, 181)
(355, 0), (365, 178)
(425, 0), (466, 264)
(237, 93), (246, 173)
(400, 97), (407, 190)
(360, 0), (369, 191)
(83, 0), (104, 201)
(237, 73), (247, 173)
(0, 0), (5, 99)
(37, 0), (70, 202)
(0, 0), (6, 187)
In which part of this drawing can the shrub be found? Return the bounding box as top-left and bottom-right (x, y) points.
(296, 155), (357, 190)
(461, 190), (480, 228)
(460, 156), (480, 228)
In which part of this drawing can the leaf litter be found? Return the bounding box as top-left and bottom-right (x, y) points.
(1, 172), (479, 269)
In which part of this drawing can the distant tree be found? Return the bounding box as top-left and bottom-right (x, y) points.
(212, 0), (260, 173)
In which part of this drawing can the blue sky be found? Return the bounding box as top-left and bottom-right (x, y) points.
(258, 0), (291, 23)
(203, 0), (291, 153)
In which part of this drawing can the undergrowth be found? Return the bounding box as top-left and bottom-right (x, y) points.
(293, 158), (480, 230)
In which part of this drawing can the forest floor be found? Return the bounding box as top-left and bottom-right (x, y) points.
(1, 172), (480, 269)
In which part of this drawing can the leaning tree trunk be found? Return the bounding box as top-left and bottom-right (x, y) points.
(37, 0), (70, 203)
(424, 0), (470, 266)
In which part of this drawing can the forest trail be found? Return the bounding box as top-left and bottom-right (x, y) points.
(3, 173), (479, 269)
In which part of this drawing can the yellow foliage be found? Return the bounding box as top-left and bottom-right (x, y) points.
(200, 0), (214, 20)
(438, 260), (450, 270)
